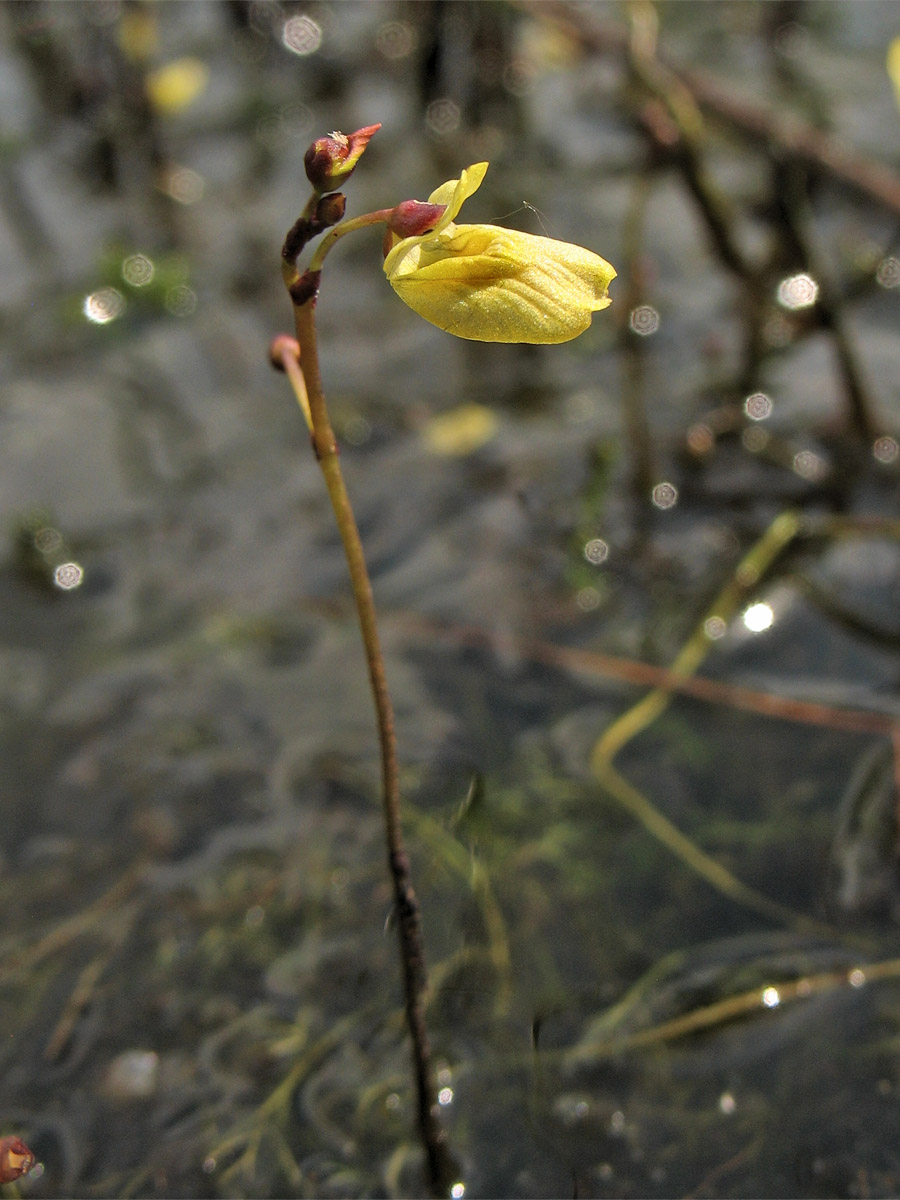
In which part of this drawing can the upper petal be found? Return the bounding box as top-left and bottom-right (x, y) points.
(425, 162), (489, 230)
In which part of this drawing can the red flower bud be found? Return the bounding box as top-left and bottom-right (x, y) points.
(315, 192), (346, 228)
(0, 1136), (35, 1183)
(387, 200), (447, 239)
(282, 194), (348, 266)
(304, 123), (381, 193)
(268, 335), (301, 371)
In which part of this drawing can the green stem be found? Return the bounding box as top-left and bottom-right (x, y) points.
(289, 298), (455, 1198)
(308, 209), (394, 272)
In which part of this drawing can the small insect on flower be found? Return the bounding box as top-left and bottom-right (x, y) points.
(384, 162), (616, 344)
(0, 1135), (35, 1183)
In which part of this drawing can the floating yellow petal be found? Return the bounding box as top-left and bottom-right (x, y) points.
(423, 403), (499, 456)
(384, 162), (615, 344)
(146, 58), (209, 115)
(889, 36), (900, 111)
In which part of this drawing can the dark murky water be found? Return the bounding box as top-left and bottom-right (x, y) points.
(1, 2), (900, 1196)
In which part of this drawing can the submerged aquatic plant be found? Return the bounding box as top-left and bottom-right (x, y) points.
(271, 125), (615, 1196)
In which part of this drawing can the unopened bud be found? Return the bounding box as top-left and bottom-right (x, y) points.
(282, 194), (348, 266)
(268, 335), (301, 371)
(304, 123), (381, 193)
(387, 200), (447, 239)
(315, 192), (346, 228)
(0, 1137), (35, 1184)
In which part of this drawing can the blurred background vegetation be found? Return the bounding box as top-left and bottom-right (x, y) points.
(1, 1), (899, 1196)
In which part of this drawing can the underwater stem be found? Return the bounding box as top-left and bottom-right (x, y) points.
(289, 299), (454, 1197)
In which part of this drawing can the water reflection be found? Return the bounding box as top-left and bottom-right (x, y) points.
(873, 435), (898, 463)
(376, 20), (417, 60)
(792, 448), (827, 480)
(742, 601), (773, 633)
(744, 391), (772, 420)
(426, 98), (462, 135)
(583, 537), (608, 565)
(875, 255), (900, 288)
(52, 562), (84, 591)
(164, 284), (198, 316)
(158, 164), (204, 204)
(776, 272), (819, 310)
(121, 253), (155, 286)
(704, 615), (727, 640)
(576, 586), (601, 611)
(629, 304), (659, 335)
(83, 287), (126, 324)
(651, 480), (678, 508)
(281, 14), (322, 56)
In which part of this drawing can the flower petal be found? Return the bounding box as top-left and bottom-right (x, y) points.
(426, 162), (489, 229)
(387, 225), (616, 344)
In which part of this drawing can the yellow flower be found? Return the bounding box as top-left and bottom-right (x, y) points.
(383, 163), (616, 344)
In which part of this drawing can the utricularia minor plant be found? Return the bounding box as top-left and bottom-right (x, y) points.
(270, 124), (615, 1197)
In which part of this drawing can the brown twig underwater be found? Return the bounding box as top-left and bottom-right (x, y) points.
(398, 610), (899, 744)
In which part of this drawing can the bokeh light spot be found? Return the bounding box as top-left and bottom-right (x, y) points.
(744, 392), (772, 421)
(742, 602), (773, 633)
(376, 20), (416, 59)
(875, 256), (900, 288)
(576, 586), (601, 612)
(704, 615), (727, 640)
(762, 986), (780, 1008)
(122, 253), (154, 286)
(776, 272), (818, 309)
(53, 562), (84, 591)
(583, 538), (609, 565)
(792, 449), (827, 481)
(425, 98), (461, 136)
(651, 481), (678, 509)
(83, 287), (125, 324)
(873, 435), (898, 464)
(165, 285), (197, 317)
(281, 14), (321, 56)
(34, 526), (62, 555)
(159, 165), (204, 205)
(629, 304), (660, 336)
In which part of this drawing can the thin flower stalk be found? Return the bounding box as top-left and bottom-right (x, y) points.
(271, 318), (454, 1196)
